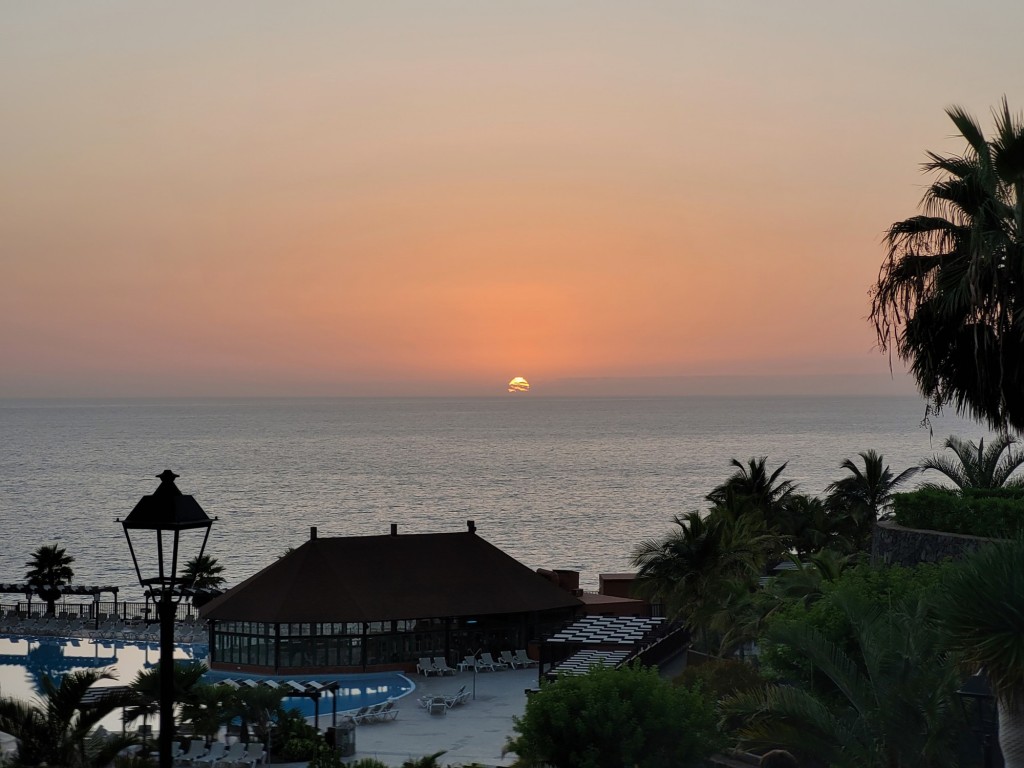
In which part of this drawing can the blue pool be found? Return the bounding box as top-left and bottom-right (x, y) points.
(0, 635), (415, 725)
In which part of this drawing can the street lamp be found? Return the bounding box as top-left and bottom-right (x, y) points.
(119, 470), (214, 768)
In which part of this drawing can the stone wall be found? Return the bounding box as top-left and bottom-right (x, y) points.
(871, 520), (997, 566)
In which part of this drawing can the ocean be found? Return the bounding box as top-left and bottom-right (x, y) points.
(0, 395), (984, 597)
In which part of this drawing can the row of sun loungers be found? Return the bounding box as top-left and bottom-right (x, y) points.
(338, 699), (400, 724)
(173, 738), (266, 766)
(417, 650), (538, 676)
(455, 650), (538, 672)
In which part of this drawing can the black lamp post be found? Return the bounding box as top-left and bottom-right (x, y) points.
(957, 670), (999, 768)
(119, 470), (214, 768)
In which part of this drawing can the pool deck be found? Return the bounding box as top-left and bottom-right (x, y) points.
(312, 666), (541, 767)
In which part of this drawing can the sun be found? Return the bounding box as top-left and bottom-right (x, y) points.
(507, 376), (530, 394)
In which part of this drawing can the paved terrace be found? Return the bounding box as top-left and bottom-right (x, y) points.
(312, 666), (540, 767)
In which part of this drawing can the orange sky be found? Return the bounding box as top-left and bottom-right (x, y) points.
(3, 2), (1023, 397)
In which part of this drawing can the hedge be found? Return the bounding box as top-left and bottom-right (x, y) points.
(892, 487), (1024, 537)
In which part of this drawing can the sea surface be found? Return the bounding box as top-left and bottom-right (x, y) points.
(0, 396), (986, 597)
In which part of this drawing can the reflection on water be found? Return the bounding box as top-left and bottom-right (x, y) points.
(0, 635), (204, 702)
(0, 635), (413, 725)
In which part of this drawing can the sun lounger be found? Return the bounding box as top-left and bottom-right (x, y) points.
(514, 649), (539, 668)
(238, 742), (266, 767)
(416, 657), (439, 677)
(175, 739), (207, 765)
(444, 685), (469, 708)
(433, 656), (456, 675)
(457, 655), (477, 672)
(214, 741), (246, 765)
(354, 703), (385, 724)
(193, 741), (227, 765)
(500, 650), (517, 668)
(479, 652), (508, 671)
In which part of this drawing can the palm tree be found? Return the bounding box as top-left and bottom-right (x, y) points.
(826, 450), (918, 549)
(723, 596), (965, 767)
(631, 511), (771, 653)
(181, 554), (225, 607)
(871, 99), (1024, 432)
(0, 669), (135, 767)
(25, 543), (75, 615)
(127, 661), (209, 738)
(920, 433), (1024, 489)
(939, 536), (1024, 767)
(706, 457), (798, 519)
(181, 554), (225, 590)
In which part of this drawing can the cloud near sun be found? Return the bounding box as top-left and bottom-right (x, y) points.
(507, 377), (530, 393)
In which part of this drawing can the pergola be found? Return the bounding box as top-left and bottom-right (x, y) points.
(0, 583), (121, 624)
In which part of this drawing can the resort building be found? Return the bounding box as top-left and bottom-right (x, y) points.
(200, 522), (583, 675)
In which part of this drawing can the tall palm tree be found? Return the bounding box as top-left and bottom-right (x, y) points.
(871, 99), (1024, 432)
(921, 433), (1024, 489)
(631, 511), (770, 652)
(127, 661), (209, 738)
(181, 554), (226, 607)
(826, 450), (918, 549)
(723, 596), (965, 767)
(25, 543), (75, 615)
(939, 536), (1024, 767)
(0, 669), (135, 767)
(706, 457), (798, 516)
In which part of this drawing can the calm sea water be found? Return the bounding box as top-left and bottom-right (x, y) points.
(0, 396), (984, 596)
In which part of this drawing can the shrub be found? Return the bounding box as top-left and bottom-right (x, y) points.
(506, 664), (722, 768)
(892, 487), (1024, 536)
(676, 659), (764, 702)
(759, 561), (955, 681)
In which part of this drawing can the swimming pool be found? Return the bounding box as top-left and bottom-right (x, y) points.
(0, 635), (415, 725)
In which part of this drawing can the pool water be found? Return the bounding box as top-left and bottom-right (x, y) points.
(0, 635), (414, 726)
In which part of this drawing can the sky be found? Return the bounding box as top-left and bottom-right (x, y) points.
(2, 1), (1023, 398)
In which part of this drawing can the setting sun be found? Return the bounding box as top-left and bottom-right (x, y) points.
(507, 376), (530, 394)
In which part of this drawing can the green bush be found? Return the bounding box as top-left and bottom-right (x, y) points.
(892, 487), (1024, 536)
(759, 561), (955, 680)
(676, 659), (764, 702)
(279, 736), (323, 761)
(506, 664), (722, 768)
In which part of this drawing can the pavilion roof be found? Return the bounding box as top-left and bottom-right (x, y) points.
(200, 528), (582, 623)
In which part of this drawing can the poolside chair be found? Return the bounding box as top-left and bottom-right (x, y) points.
(214, 741), (247, 765)
(500, 650), (517, 668)
(175, 740), (207, 765)
(376, 699), (399, 721)
(433, 656), (456, 675)
(458, 655), (477, 672)
(354, 703), (385, 724)
(444, 685), (468, 708)
(416, 657), (439, 677)
(479, 652), (507, 671)
(238, 742), (266, 767)
(194, 741), (228, 765)
(347, 705), (371, 721)
(514, 649), (539, 668)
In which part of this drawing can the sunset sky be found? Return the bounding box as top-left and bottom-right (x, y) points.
(3, 2), (1022, 397)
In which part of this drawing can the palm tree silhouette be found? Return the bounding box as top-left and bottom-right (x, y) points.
(920, 433), (1024, 489)
(25, 543), (75, 615)
(872, 99), (1024, 431)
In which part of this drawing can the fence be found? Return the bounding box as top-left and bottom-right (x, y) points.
(0, 599), (200, 623)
